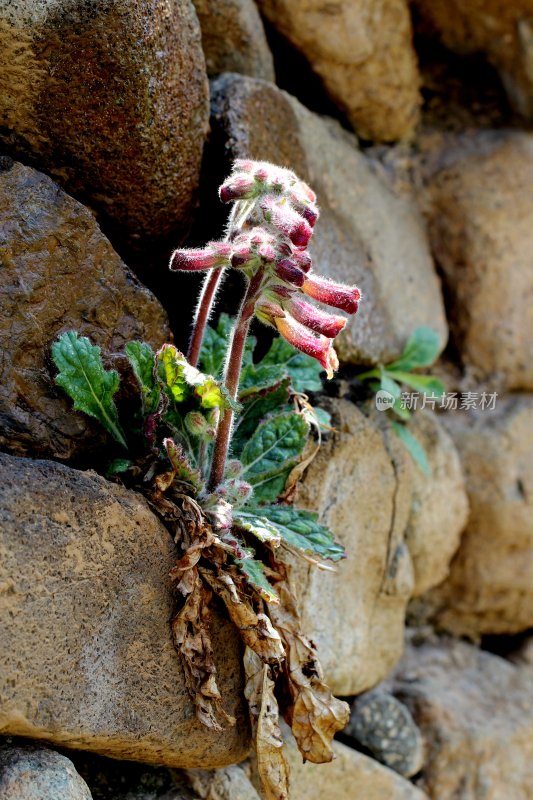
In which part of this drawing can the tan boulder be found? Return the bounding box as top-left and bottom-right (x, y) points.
(0, 746), (92, 800)
(426, 131), (533, 390)
(292, 399), (415, 695)
(0, 0), (208, 245)
(423, 397), (533, 637)
(0, 453), (249, 767)
(192, 0), (274, 81)
(0, 161), (170, 460)
(414, 0), (533, 120)
(255, 0), (421, 141)
(210, 73), (447, 366)
(391, 638), (533, 800)
(404, 411), (468, 596)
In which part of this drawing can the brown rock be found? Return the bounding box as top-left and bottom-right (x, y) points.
(0, 0), (209, 244)
(292, 399), (415, 695)
(392, 638), (533, 800)
(424, 397), (533, 637)
(427, 132), (533, 390)
(414, 0), (533, 120)
(0, 746), (92, 800)
(192, 0), (274, 81)
(0, 453), (249, 767)
(210, 73), (447, 366)
(186, 765), (261, 800)
(0, 161), (171, 460)
(256, 0), (421, 142)
(404, 410), (468, 597)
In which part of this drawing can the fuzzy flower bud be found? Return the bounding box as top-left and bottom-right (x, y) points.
(184, 411), (210, 438)
(255, 299), (286, 326)
(292, 249), (312, 272)
(219, 174), (258, 203)
(260, 196), (313, 248)
(170, 241), (232, 272)
(275, 315), (339, 378)
(302, 275), (361, 314)
(287, 297), (347, 338)
(274, 258), (306, 287)
(225, 459), (243, 479)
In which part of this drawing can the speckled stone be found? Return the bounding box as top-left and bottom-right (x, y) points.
(0, 746), (92, 800)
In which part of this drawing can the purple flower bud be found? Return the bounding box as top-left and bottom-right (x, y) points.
(219, 174), (257, 203)
(169, 242), (230, 272)
(292, 250), (312, 272)
(302, 274), (361, 314)
(269, 284), (297, 298)
(274, 258), (306, 287)
(260, 197), (313, 248)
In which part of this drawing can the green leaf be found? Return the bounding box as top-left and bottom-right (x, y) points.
(231, 379), (291, 457)
(105, 458), (133, 477)
(52, 331), (127, 447)
(156, 343), (231, 411)
(233, 511), (282, 546)
(124, 340), (160, 415)
(262, 337), (323, 393)
(246, 505), (345, 562)
(164, 438), (203, 493)
(235, 556), (279, 604)
(239, 363), (288, 399)
(200, 313), (255, 377)
(241, 412), (309, 503)
(387, 370), (445, 397)
(387, 327), (441, 371)
(391, 421), (432, 477)
(380, 372), (401, 399)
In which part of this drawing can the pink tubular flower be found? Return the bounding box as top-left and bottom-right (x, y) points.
(274, 258), (306, 287)
(275, 315), (339, 378)
(170, 241), (232, 271)
(302, 274), (361, 313)
(292, 249), (312, 272)
(287, 297), (347, 338)
(260, 197), (313, 248)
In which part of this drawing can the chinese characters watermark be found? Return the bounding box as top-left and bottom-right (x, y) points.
(375, 391), (498, 412)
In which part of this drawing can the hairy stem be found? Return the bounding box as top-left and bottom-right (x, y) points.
(208, 270), (265, 490)
(187, 267), (224, 367)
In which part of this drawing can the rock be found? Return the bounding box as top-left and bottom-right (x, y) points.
(0, 0), (208, 245)
(192, 0), (274, 81)
(292, 398), (415, 695)
(210, 73), (447, 366)
(186, 765), (261, 799)
(0, 161), (171, 460)
(255, 0), (421, 141)
(423, 397), (533, 637)
(426, 131), (533, 390)
(414, 0), (533, 120)
(391, 638), (533, 799)
(0, 452), (249, 767)
(0, 746), (92, 800)
(404, 411), (468, 596)
(345, 689), (424, 778)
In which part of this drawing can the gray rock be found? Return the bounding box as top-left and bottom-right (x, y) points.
(0, 452), (250, 768)
(345, 690), (424, 778)
(0, 746), (92, 800)
(0, 0), (209, 245)
(0, 161), (170, 460)
(209, 73), (447, 366)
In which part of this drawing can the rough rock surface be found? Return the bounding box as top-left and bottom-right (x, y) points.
(0, 746), (92, 800)
(392, 638), (533, 800)
(293, 399), (415, 695)
(0, 161), (171, 460)
(192, 0), (274, 81)
(345, 690), (424, 778)
(187, 765), (261, 800)
(414, 0), (533, 119)
(0, 453), (249, 767)
(0, 0), (209, 244)
(210, 73), (447, 366)
(256, 0), (421, 141)
(422, 397), (533, 637)
(404, 411), (468, 596)
(427, 131), (533, 390)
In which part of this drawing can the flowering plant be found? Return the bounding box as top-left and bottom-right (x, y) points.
(52, 161), (361, 800)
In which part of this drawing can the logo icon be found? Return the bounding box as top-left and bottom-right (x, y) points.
(375, 390), (395, 412)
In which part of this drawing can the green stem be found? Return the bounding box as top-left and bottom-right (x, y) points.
(208, 270), (265, 491)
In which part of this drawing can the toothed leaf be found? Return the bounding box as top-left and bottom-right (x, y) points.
(247, 505), (345, 562)
(124, 340), (160, 414)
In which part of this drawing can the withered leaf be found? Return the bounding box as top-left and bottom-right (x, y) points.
(202, 569), (285, 664)
(171, 573), (235, 731)
(244, 647), (289, 800)
(269, 573), (349, 763)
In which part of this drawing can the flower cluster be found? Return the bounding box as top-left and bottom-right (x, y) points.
(170, 160), (361, 378)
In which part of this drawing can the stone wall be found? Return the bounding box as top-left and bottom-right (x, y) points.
(1, 1), (532, 798)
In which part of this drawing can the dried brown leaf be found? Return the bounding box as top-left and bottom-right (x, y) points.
(269, 572), (349, 763)
(244, 647), (289, 800)
(171, 572), (235, 731)
(202, 568), (285, 664)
